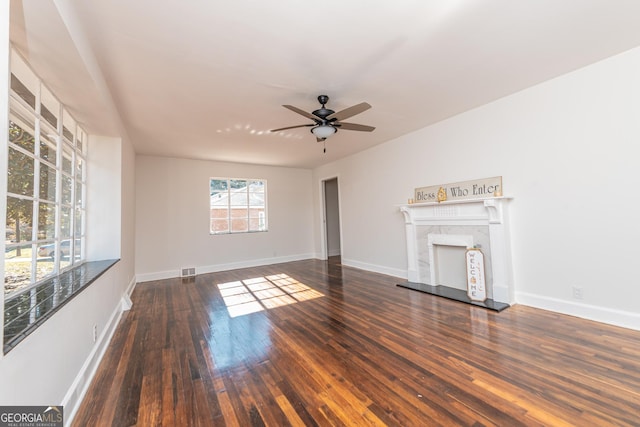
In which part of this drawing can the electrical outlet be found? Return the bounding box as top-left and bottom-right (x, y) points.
(572, 286), (584, 300)
(92, 324), (98, 342)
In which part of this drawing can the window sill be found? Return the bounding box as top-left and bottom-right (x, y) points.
(3, 259), (119, 354)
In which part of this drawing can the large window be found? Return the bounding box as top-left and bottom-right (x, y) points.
(210, 178), (267, 234)
(4, 50), (87, 297)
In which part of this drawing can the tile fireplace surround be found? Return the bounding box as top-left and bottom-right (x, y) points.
(398, 197), (514, 310)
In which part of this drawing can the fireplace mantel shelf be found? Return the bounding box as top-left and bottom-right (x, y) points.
(398, 196), (513, 208)
(399, 196), (513, 225)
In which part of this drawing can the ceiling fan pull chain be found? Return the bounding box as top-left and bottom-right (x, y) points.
(323, 139), (326, 153)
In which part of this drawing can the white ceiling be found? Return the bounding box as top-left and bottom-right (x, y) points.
(10, 0), (640, 168)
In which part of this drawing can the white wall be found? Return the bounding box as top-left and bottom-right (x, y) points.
(120, 136), (137, 288)
(313, 46), (640, 330)
(86, 136), (121, 260)
(135, 155), (314, 281)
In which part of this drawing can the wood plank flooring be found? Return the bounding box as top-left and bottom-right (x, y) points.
(72, 258), (640, 426)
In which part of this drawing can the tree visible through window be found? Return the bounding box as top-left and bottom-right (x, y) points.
(210, 178), (267, 234)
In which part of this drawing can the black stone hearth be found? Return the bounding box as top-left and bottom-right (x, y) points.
(397, 281), (510, 312)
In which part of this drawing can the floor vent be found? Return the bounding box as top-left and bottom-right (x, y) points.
(181, 267), (196, 278)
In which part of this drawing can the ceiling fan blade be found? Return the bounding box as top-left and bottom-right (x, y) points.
(336, 122), (375, 132)
(329, 102), (371, 121)
(283, 105), (318, 121)
(270, 124), (314, 132)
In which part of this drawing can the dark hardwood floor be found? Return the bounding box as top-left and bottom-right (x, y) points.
(72, 257), (640, 426)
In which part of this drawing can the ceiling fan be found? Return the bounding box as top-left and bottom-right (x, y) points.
(270, 95), (375, 150)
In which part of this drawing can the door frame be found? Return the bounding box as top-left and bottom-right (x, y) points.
(319, 175), (343, 260)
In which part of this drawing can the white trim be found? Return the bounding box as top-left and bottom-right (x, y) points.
(141, 253), (407, 283)
(121, 293), (133, 311)
(341, 258), (407, 280)
(121, 275), (135, 311)
(318, 174), (342, 261)
(135, 253), (316, 283)
(0, 0), (10, 360)
(125, 275), (136, 296)
(319, 179), (328, 260)
(135, 269), (179, 283)
(516, 292), (640, 332)
(62, 300), (125, 426)
(197, 253), (313, 274)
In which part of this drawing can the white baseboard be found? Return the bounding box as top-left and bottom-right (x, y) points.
(516, 291), (640, 331)
(125, 275), (137, 296)
(136, 269), (180, 283)
(136, 253), (316, 283)
(341, 258), (407, 280)
(197, 253), (315, 275)
(62, 298), (126, 426)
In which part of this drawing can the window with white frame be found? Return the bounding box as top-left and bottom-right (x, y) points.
(4, 50), (87, 297)
(210, 178), (267, 234)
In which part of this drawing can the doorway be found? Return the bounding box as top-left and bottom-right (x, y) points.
(323, 177), (341, 260)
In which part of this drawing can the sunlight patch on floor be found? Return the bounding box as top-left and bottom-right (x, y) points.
(217, 274), (324, 317)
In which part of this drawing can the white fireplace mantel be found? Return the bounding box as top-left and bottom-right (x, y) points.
(399, 197), (514, 304)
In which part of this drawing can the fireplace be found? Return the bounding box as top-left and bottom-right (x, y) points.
(428, 234), (473, 291)
(398, 197), (513, 310)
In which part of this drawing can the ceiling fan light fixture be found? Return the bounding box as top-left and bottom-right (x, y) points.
(311, 124), (337, 139)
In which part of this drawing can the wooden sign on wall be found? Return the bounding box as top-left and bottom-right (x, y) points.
(414, 176), (502, 203)
(466, 248), (487, 302)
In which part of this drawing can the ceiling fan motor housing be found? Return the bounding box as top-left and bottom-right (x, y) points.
(313, 108), (334, 119)
(313, 95), (335, 119)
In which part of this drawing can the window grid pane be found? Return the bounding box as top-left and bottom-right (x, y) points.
(4, 244), (33, 293)
(39, 122), (58, 164)
(10, 74), (36, 110)
(6, 197), (34, 243)
(38, 202), (56, 240)
(7, 148), (35, 196)
(39, 164), (56, 202)
(40, 85), (60, 130)
(61, 175), (73, 205)
(62, 147), (72, 175)
(8, 118), (35, 154)
(60, 206), (71, 239)
(74, 207), (83, 238)
(210, 178), (267, 234)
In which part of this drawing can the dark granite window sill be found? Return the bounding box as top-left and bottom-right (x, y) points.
(3, 259), (119, 354)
